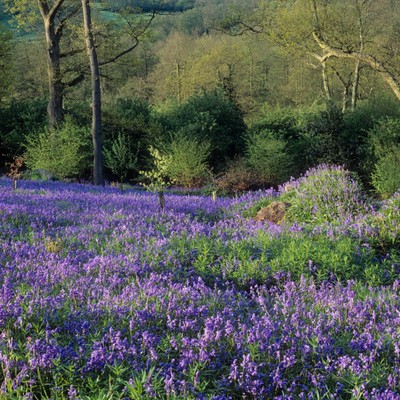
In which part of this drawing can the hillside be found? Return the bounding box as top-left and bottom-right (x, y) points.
(0, 165), (399, 397)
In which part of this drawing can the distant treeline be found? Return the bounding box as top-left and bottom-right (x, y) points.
(103, 0), (196, 12)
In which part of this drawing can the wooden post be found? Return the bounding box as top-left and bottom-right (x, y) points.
(158, 191), (165, 211)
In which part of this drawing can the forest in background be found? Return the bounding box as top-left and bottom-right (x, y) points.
(0, 0), (399, 198)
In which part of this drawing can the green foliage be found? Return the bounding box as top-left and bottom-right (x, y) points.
(0, 99), (47, 169)
(249, 107), (319, 174)
(368, 117), (400, 159)
(304, 104), (346, 165)
(0, 24), (13, 102)
(140, 133), (211, 189)
(154, 89), (246, 171)
(139, 145), (174, 192)
(372, 149), (400, 198)
(164, 132), (211, 188)
(104, 132), (138, 184)
(245, 129), (293, 187)
(172, 227), (387, 289)
(24, 121), (91, 180)
(368, 117), (400, 197)
(2, 0), (41, 29)
(249, 104), (399, 189)
(268, 234), (381, 284)
(102, 98), (163, 173)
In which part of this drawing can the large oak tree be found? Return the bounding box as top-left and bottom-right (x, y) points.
(4, 0), (82, 128)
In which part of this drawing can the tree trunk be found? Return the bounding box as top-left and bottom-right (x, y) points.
(351, 60), (361, 111)
(45, 30), (63, 128)
(40, 1), (65, 129)
(321, 60), (332, 102)
(176, 60), (183, 104)
(82, 0), (103, 186)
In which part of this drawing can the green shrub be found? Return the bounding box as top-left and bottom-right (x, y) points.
(104, 132), (138, 186)
(368, 117), (400, 156)
(0, 99), (47, 169)
(245, 130), (293, 187)
(372, 148), (400, 198)
(24, 121), (91, 180)
(368, 117), (400, 197)
(303, 104), (346, 165)
(248, 107), (314, 173)
(140, 133), (211, 189)
(101, 97), (163, 174)
(154, 89), (246, 171)
(165, 132), (211, 188)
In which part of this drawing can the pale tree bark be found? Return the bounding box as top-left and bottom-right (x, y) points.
(321, 60), (332, 102)
(82, 0), (103, 186)
(310, 0), (400, 102)
(313, 31), (400, 101)
(331, 68), (352, 112)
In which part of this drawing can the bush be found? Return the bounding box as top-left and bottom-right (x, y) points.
(303, 104), (346, 165)
(248, 108), (304, 170)
(245, 130), (293, 187)
(141, 133), (211, 189)
(165, 132), (211, 188)
(284, 165), (368, 224)
(154, 89), (246, 171)
(216, 158), (258, 195)
(101, 97), (163, 175)
(24, 121), (91, 180)
(104, 132), (138, 185)
(372, 149), (400, 198)
(368, 117), (400, 197)
(0, 99), (47, 170)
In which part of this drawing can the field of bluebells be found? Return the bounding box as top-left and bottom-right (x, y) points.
(1, 165), (400, 399)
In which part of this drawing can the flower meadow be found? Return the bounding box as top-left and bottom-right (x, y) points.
(1, 165), (400, 399)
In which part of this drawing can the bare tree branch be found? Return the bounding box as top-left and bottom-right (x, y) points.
(64, 71), (86, 88)
(99, 9), (157, 67)
(99, 40), (139, 67)
(313, 30), (400, 100)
